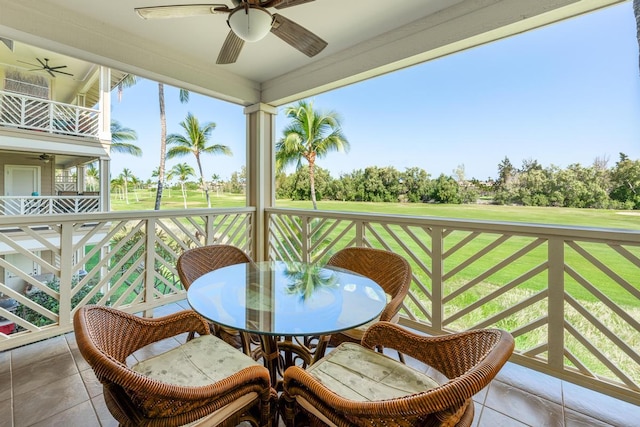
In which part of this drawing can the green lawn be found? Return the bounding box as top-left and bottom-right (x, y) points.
(112, 190), (640, 230)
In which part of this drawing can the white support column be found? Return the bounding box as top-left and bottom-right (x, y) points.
(77, 164), (86, 192)
(244, 103), (277, 262)
(97, 66), (112, 212)
(98, 66), (111, 142)
(99, 158), (110, 211)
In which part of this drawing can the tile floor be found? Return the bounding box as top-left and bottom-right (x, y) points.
(1, 300), (639, 427)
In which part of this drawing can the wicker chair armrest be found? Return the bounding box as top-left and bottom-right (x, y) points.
(378, 293), (405, 322)
(361, 322), (514, 379)
(74, 307), (210, 375)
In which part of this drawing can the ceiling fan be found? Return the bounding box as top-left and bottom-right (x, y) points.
(26, 153), (53, 163)
(135, 0), (327, 64)
(17, 58), (74, 78)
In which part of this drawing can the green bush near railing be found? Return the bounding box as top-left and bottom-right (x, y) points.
(16, 277), (103, 329)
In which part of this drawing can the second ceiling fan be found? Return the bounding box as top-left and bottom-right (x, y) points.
(18, 58), (73, 78)
(135, 0), (327, 64)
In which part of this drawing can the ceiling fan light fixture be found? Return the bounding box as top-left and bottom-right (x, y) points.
(228, 5), (272, 42)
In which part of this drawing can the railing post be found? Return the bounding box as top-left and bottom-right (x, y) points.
(49, 103), (54, 132)
(431, 226), (444, 332)
(59, 221), (73, 328)
(144, 218), (156, 317)
(20, 97), (25, 126)
(356, 222), (364, 247)
(301, 215), (310, 262)
(548, 237), (565, 371)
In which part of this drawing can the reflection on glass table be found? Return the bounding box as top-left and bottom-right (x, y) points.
(187, 260), (386, 386)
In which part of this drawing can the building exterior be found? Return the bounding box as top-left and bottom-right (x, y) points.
(0, 39), (124, 303)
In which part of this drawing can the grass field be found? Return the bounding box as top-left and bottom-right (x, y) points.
(111, 189), (640, 230)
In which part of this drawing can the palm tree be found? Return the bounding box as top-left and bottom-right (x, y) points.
(167, 113), (232, 208)
(114, 74), (188, 210)
(110, 120), (142, 156)
(276, 100), (349, 210)
(155, 86), (190, 211)
(635, 0), (640, 71)
(211, 173), (222, 196)
(86, 163), (99, 191)
(120, 168), (135, 204)
(169, 162), (196, 208)
(282, 262), (338, 301)
(110, 176), (124, 200)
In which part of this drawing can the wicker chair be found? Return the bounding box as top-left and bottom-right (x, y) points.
(280, 322), (515, 427)
(177, 244), (253, 353)
(324, 247), (411, 360)
(74, 305), (276, 427)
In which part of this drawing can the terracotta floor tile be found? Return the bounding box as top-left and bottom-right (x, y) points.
(0, 351), (10, 375)
(80, 368), (103, 398)
(562, 380), (640, 426)
(495, 361), (563, 404)
(29, 400), (100, 427)
(10, 335), (70, 370)
(484, 380), (564, 427)
(564, 408), (616, 427)
(0, 398), (12, 427)
(12, 352), (78, 396)
(0, 372), (11, 402)
(477, 406), (529, 427)
(91, 395), (119, 427)
(13, 373), (89, 427)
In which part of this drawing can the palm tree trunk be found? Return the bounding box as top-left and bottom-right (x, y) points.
(181, 182), (187, 209)
(635, 0), (640, 72)
(196, 156), (211, 208)
(309, 160), (318, 210)
(154, 83), (166, 210)
(124, 178), (129, 204)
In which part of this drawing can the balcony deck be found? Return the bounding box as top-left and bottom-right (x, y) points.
(1, 300), (637, 427)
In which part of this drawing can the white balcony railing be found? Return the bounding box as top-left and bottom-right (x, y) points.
(0, 207), (638, 407)
(0, 196), (101, 215)
(0, 90), (99, 138)
(0, 208), (255, 351)
(266, 207), (640, 407)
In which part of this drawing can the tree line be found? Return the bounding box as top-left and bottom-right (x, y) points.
(277, 153), (640, 210)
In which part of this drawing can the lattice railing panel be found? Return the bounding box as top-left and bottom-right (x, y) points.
(266, 208), (640, 405)
(0, 89), (99, 137)
(561, 240), (640, 390)
(0, 208), (254, 350)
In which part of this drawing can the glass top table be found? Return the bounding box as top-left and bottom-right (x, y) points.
(188, 260), (386, 336)
(187, 260), (386, 385)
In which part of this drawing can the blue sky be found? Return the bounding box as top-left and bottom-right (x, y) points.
(110, 2), (640, 183)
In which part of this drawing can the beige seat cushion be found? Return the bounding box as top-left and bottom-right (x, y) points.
(132, 334), (260, 386)
(306, 342), (439, 401)
(130, 334), (261, 420)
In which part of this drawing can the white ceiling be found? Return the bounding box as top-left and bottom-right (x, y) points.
(0, 0), (626, 107)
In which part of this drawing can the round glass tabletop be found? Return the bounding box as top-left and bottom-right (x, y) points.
(187, 260), (387, 336)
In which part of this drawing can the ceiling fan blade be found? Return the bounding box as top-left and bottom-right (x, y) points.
(271, 13), (326, 57)
(37, 58), (47, 67)
(53, 69), (74, 77)
(46, 69), (56, 78)
(17, 60), (40, 67)
(267, 0), (315, 9)
(217, 30), (245, 64)
(48, 65), (68, 70)
(135, 4), (227, 19)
